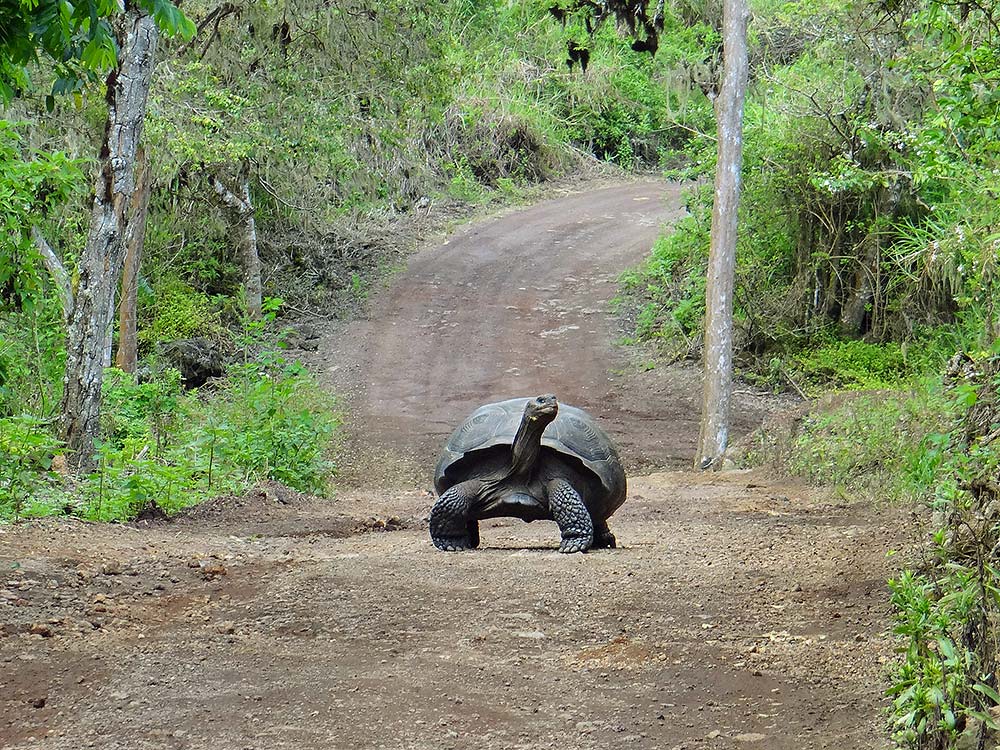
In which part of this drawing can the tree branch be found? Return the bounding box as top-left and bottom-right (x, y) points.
(31, 227), (73, 322)
(208, 171), (250, 216)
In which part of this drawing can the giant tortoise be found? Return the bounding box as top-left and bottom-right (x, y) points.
(429, 394), (627, 553)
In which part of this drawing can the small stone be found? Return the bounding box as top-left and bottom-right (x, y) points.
(707, 730), (722, 739)
(735, 733), (768, 742)
(216, 621), (236, 635)
(31, 697), (46, 709)
(100, 562), (122, 576)
(29, 623), (53, 638)
(199, 561), (227, 579)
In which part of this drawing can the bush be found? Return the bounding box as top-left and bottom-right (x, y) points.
(138, 278), (226, 348)
(78, 356), (338, 522)
(779, 383), (950, 502)
(0, 416), (64, 520)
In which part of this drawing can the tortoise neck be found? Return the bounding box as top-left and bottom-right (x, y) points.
(508, 412), (553, 476)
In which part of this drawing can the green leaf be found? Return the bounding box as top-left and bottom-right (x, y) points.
(972, 683), (1000, 705)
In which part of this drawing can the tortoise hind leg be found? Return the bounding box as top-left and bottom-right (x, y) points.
(547, 479), (593, 553)
(466, 519), (481, 549)
(429, 481), (481, 551)
(591, 519), (617, 549)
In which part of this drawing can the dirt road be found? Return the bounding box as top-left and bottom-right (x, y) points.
(0, 182), (904, 750)
(313, 181), (777, 481)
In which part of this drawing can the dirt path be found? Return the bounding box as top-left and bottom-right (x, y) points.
(0, 182), (904, 750)
(310, 180), (778, 482)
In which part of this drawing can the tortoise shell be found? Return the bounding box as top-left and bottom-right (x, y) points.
(434, 398), (626, 517)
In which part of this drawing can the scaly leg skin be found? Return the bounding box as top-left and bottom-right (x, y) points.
(591, 519), (617, 549)
(547, 478), (594, 553)
(429, 481), (481, 551)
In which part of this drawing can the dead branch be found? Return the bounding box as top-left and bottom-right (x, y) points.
(31, 227), (73, 322)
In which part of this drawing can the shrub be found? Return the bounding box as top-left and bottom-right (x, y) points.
(138, 278), (226, 348)
(779, 383), (950, 502)
(0, 416), (64, 520)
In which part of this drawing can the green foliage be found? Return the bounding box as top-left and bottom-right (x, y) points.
(80, 356), (337, 522)
(621, 198), (711, 354)
(794, 339), (908, 389)
(779, 383), (951, 501)
(887, 353), (1000, 749)
(0, 121), (83, 312)
(0, 300), (66, 417)
(137, 278), (226, 347)
(0, 415), (62, 520)
(0, 0), (194, 103)
(220, 359), (336, 493)
(888, 568), (997, 748)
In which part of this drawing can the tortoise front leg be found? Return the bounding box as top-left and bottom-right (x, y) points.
(429, 480), (481, 551)
(547, 478), (594, 553)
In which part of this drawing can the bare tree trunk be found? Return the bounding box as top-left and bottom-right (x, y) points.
(209, 163), (262, 320)
(103, 289), (116, 369)
(60, 9), (159, 472)
(695, 0), (750, 470)
(116, 147), (151, 374)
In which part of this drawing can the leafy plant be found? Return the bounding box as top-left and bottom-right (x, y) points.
(137, 278), (226, 347)
(0, 416), (63, 520)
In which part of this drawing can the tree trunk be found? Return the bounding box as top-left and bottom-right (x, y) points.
(209, 163), (262, 320)
(116, 147), (151, 375)
(60, 9), (159, 472)
(695, 0), (750, 470)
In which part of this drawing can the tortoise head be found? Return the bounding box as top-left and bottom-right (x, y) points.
(523, 394), (558, 425)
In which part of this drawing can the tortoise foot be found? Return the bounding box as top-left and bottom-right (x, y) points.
(592, 528), (617, 549)
(558, 537), (590, 554)
(549, 478), (594, 554)
(432, 535), (475, 552)
(429, 483), (479, 552)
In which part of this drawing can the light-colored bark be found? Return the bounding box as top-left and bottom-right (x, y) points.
(60, 9), (159, 471)
(209, 164), (262, 320)
(695, 0), (750, 470)
(30, 227), (72, 322)
(116, 147), (151, 374)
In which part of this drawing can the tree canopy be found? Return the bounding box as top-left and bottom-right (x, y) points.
(0, 0), (193, 104)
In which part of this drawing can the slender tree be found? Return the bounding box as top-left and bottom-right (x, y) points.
(209, 162), (263, 321)
(695, 0), (750, 469)
(1, 0), (194, 471)
(59, 7), (161, 469)
(546, 0), (750, 468)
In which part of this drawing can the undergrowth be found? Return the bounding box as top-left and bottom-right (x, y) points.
(0, 310), (337, 523)
(886, 352), (1000, 749)
(748, 382), (951, 502)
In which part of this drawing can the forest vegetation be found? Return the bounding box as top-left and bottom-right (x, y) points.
(2, 0), (1000, 746)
